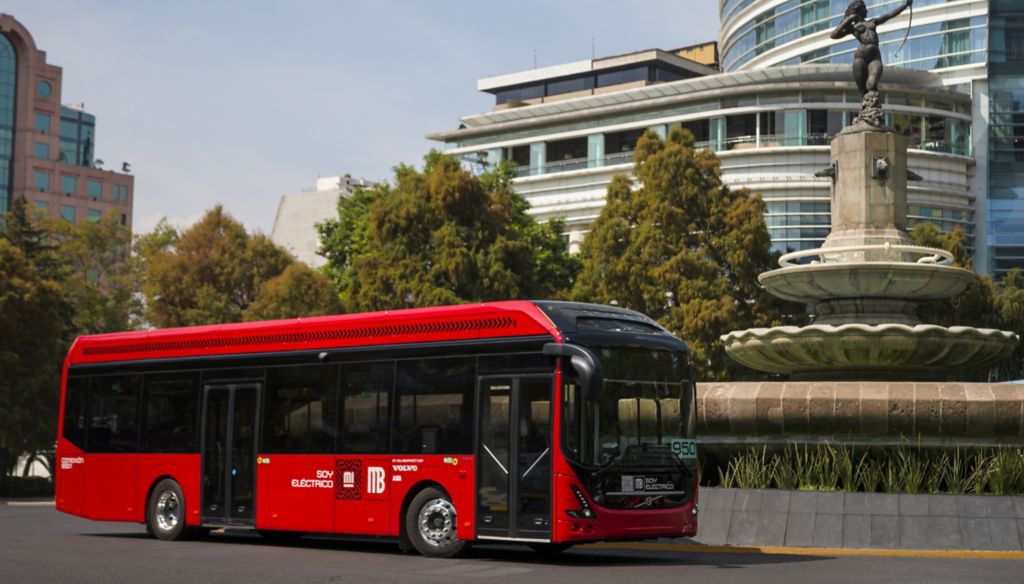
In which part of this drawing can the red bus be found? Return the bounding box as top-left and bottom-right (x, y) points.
(56, 301), (698, 557)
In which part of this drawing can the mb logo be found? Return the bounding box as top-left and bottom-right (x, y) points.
(367, 466), (386, 495)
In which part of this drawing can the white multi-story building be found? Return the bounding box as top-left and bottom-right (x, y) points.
(270, 174), (374, 267)
(430, 1), (1024, 276)
(429, 48), (974, 258)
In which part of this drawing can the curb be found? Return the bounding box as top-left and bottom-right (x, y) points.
(2, 500), (55, 507)
(585, 541), (1024, 560)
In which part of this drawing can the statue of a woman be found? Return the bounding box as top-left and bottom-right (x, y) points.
(831, 0), (912, 128)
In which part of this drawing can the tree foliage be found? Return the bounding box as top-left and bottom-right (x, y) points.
(245, 262), (342, 321)
(142, 206), (293, 327)
(572, 129), (802, 380)
(0, 238), (65, 487)
(317, 153), (578, 312)
(912, 223), (1024, 379)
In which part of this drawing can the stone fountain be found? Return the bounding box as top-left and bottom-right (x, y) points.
(721, 126), (1018, 381)
(721, 0), (1017, 381)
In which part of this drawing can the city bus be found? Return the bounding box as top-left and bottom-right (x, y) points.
(55, 301), (698, 557)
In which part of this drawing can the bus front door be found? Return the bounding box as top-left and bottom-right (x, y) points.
(476, 376), (553, 541)
(200, 383), (260, 527)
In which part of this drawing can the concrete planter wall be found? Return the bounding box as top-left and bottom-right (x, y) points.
(688, 487), (1024, 551)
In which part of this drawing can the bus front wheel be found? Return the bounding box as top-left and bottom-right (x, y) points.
(406, 487), (468, 558)
(147, 478), (194, 541)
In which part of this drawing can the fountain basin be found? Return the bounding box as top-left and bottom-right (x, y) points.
(759, 262), (974, 304)
(722, 324), (1018, 381)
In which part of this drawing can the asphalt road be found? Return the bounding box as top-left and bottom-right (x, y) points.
(3, 504), (1023, 584)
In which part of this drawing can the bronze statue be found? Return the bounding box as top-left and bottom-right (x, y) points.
(831, 0), (912, 129)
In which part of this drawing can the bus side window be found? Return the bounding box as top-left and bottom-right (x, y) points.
(87, 375), (142, 453)
(63, 376), (88, 450)
(263, 365), (339, 454)
(393, 357), (475, 455)
(339, 361), (393, 454)
(140, 373), (199, 453)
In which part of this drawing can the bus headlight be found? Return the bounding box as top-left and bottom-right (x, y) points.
(566, 485), (597, 519)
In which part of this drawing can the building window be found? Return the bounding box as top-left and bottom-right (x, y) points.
(120, 213), (127, 226)
(88, 180), (102, 199)
(60, 204), (75, 222)
(61, 175), (77, 195)
(34, 142), (49, 160)
(37, 80), (53, 98)
(35, 112), (51, 133)
(35, 171), (50, 191)
(87, 209), (101, 223)
(34, 200), (49, 218)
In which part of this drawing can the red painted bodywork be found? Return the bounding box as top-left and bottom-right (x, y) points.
(55, 301), (698, 544)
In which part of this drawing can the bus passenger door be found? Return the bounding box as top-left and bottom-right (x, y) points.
(476, 376), (553, 541)
(200, 383), (260, 526)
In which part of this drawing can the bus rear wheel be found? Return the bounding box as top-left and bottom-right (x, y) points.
(406, 487), (468, 558)
(147, 479), (194, 541)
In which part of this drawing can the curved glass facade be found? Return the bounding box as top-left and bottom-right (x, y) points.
(0, 34), (15, 215)
(722, 0), (987, 73)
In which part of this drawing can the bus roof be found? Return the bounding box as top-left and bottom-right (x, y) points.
(65, 301), (675, 367)
(65, 301), (559, 366)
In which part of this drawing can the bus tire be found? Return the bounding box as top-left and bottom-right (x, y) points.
(528, 542), (574, 555)
(406, 487), (468, 558)
(147, 478), (191, 541)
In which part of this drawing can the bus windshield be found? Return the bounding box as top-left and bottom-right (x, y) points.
(562, 346), (694, 470)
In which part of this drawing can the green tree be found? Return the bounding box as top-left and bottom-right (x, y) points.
(572, 129), (800, 380)
(48, 210), (142, 334)
(244, 262), (343, 321)
(142, 206), (293, 327)
(912, 223), (1001, 330)
(317, 153), (577, 312)
(0, 239), (65, 491)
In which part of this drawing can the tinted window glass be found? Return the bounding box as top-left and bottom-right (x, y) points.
(394, 357), (475, 454)
(339, 362), (392, 454)
(263, 365), (338, 454)
(87, 375), (141, 453)
(141, 373), (198, 453)
(63, 377), (88, 449)
(477, 353), (550, 374)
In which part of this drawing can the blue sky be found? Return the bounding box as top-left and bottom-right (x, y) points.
(6, 1), (720, 233)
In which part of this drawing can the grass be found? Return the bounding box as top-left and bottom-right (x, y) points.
(707, 443), (1024, 495)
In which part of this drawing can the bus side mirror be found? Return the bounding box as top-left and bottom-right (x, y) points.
(543, 343), (603, 401)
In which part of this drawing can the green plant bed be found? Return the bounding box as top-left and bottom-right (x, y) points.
(699, 443), (1024, 495)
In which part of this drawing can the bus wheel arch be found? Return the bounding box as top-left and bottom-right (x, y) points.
(145, 476), (206, 541)
(399, 481), (467, 556)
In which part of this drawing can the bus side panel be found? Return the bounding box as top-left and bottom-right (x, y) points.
(83, 454), (138, 522)
(385, 455), (476, 541)
(335, 456), (391, 536)
(137, 454), (202, 526)
(55, 440), (85, 517)
(256, 454), (335, 533)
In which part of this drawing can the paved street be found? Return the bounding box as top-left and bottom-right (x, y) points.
(3, 504), (1022, 584)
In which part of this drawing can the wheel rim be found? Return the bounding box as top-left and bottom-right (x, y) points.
(155, 490), (180, 532)
(417, 498), (456, 548)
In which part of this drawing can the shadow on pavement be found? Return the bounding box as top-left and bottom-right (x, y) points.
(84, 529), (827, 569)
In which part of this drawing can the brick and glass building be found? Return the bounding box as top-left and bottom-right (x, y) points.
(0, 13), (133, 227)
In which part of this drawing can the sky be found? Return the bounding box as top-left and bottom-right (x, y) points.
(5, 0), (721, 234)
